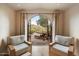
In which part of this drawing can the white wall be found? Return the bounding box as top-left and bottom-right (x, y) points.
(0, 4), (15, 52)
(65, 4), (79, 38)
(65, 4), (79, 55)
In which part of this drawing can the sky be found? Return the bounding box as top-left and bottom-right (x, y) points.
(31, 16), (40, 25)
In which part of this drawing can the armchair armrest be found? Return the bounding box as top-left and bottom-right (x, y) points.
(68, 45), (74, 56)
(49, 42), (53, 46)
(8, 45), (15, 56)
(24, 41), (32, 53)
(49, 42), (57, 46)
(25, 41), (32, 45)
(8, 45), (15, 50)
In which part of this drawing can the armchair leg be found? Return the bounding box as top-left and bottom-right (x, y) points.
(68, 51), (74, 56)
(8, 50), (16, 56)
(29, 44), (32, 53)
(7, 45), (16, 56)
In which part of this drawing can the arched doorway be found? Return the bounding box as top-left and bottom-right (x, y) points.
(27, 14), (52, 45)
(25, 13), (55, 56)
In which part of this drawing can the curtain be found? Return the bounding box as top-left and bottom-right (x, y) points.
(52, 13), (55, 42)
(15, 10), (25, 35)
(55, 10), (64, 35)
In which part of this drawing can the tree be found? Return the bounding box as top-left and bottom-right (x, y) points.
(30, 24), (47, 34)
(37, 16), (48, 27)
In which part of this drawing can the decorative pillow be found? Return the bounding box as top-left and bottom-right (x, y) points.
(55, 35), (73, 46)
(10, 35), (25, 45)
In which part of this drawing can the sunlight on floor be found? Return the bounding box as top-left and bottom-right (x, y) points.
(32, 45), (49, 56)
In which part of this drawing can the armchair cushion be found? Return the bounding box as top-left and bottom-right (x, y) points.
(14, 43), (29, 55)
(10, 35), (25, 45)
(55, 35), (72, 46)
(52, 44), (69, 53)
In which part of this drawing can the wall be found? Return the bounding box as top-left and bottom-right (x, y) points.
(64, 4), (79, 55)
(0, 4), (15, 52)
(65, 4), (79, 38)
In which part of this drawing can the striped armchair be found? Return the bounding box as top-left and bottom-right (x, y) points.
(7, 35), (32, 56)
(49, 35), (74, 56)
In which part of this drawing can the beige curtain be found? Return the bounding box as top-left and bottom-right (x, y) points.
(15, 10), (25, 35)
(55, 10), (64, 35)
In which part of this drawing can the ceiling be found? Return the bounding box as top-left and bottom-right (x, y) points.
(6, 3), (75, 10)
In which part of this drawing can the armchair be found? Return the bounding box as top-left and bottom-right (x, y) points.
(49, 35), (74, 56)
(7, 35), (32, 56)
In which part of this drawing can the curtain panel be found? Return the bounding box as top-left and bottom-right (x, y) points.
(55, 10), (64, 36)
(15, 10), (25, 35)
